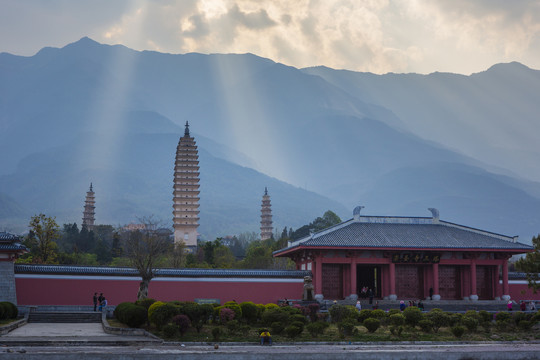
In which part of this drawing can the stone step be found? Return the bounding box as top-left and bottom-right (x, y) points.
(28, 312), (102, 323)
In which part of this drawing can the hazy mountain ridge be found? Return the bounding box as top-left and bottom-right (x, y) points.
(1, 38), (539, 243)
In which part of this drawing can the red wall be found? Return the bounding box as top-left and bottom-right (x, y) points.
(15, 276), (304, 305)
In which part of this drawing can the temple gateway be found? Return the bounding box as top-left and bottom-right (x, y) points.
(274, 207), (532, 302)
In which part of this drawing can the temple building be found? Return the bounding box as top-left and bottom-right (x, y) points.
(274, 207), (532, 302)
(82, 183), (95, 231)
(172, 121), (200, 249)
(260, 187), (273, 240)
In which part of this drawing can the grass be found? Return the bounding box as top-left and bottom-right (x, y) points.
(0, 319), (19, 326)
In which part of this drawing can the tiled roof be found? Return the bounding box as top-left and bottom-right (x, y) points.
(275, 218), (532, 255)
(15, 264), (311, 278)
(0, 232), (21, 242)
(0, 243), (27, 251)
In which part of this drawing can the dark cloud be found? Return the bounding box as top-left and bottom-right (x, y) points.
(227, 4), (277, 30)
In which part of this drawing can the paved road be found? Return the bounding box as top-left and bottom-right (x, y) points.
(1, 342), (540, 359)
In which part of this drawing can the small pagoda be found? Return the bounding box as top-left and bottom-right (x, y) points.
(82, 183), (95, 231)
(260, 187), (273, 240)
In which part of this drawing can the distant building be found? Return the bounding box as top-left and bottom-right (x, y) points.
(0, 232), (28, 304)
(260, 187), (273, 240)
(173, 121), (200, 249)
(82, 183), (95, 231)
(274, 207), (533, 302)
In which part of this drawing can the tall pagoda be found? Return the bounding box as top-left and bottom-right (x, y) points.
(260, 187), (273, 240)
(82, 183), (95, 231)
(173, 121), (200, 249)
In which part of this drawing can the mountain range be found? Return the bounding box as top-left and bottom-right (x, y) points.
(1, 37), (539, 243)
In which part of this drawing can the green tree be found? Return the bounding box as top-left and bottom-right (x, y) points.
(290, 210), (342, 240)
(516, 234), (540, 293)
(27, 214), (60, 263)
(214, 245), (236, 268)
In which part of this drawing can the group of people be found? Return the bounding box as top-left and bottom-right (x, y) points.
(92, 292), (108, 311)
(359, 286), (375, 304)
(510, 300), (537, 312)
(399, 300), (424, 311)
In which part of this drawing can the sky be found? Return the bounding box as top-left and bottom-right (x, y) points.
(1, 0), (539, 74)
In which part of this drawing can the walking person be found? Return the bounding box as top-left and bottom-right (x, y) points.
(93, 292), (98, 311)
(367, 288), (374, 305)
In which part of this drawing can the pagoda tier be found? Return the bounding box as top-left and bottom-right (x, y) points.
(173, 121), (200, 248)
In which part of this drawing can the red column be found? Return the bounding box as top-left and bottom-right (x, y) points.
(350, 259), (357, 297)
(502, 259), (509, 297)
(389, 262), (396, 300)
(470, 260), (478, 300)
(315, 256), (323, 296)
(432, 263), (440, 300)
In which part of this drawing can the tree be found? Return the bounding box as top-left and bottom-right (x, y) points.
(290, 210), (342, 240)
(27, 214), (60, 263)
(516, 234), (540, 293)
(123, 217), (170, 300)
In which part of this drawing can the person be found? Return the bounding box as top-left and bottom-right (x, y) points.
(530, 301), (537, 311)
(520, 301), (527, 311)
(99, 297), (108, 312)
(429, 287), (434, 300)
(367, 288), (374, 305)
(372, 301), (379, 310)
(93, 292), (98, 312)
(355, 300), (362, 311)
(507, 300), (513, 311)
(361, 287), (367, 299)
(399, 300), (406, 311)
(98, 293), (104, 305)
(418, 300), (424, 311)
(260, 329), (272, 345)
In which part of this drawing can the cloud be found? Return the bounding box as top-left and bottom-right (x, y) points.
(2, 0), (539, 74)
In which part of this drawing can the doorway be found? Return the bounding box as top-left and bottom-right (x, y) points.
(357, 265), (381, 299)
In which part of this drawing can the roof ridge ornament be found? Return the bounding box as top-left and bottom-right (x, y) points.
(428, 208), (440, 223)
(353, 206), (365, 221)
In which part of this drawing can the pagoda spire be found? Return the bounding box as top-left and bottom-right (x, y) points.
(184, 121), (190, 137)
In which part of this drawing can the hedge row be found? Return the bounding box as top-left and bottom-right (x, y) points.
(0, 302), (18, 320)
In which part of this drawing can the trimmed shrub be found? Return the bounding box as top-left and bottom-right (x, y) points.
(495, 312), (512, 331)
(451, 325), (466, 338)
(512, 312), (529, 326)
(240, 302), (259, 323)
(329, 305), (357, 323)
(449, 313), (463, 327)
(464, 310), (480, 321)
(281, 306), (302, 316)
(363, 318), (381, 333)
(162, 324), (178, 338)
(419, 319), (433, 333)
(390, 325), (403, 336)
(306, 321), (329, 338)
(150, 303), (177, 330)
(370, 309), (387, 320)
(172, 314), (191, 336)
(357, 309), (372, 323)
(478, 310), (493, 323)
(285, 324), (303, 338)
(462, 316), (478, 332)
(291, 320), (305, 332)
(0, 304), (4, 320)
(427, 309), (449, 333)
(0, 302), (18, 319)
(135, 298), (156, 310)
(270, 321), (285, 335)
(148, 301), (166, 320)
(219, 307), (235, 324)
(261, 308), (289, 326)
(212, 327), (222, 341)
(403, 306), (423, 328)
(124, 304), (148, 328)
(389, 313), (405, 327)
(223, 302), (242, 320)
(226, 319), (239, 334)
(388, 309), (401, 316)
(518, 320), (533, 331)
(290, 314), (307, 325)
(265, 303), (280, 311)
(338, 319), (358, 336)
(256, 304), (267, 317)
